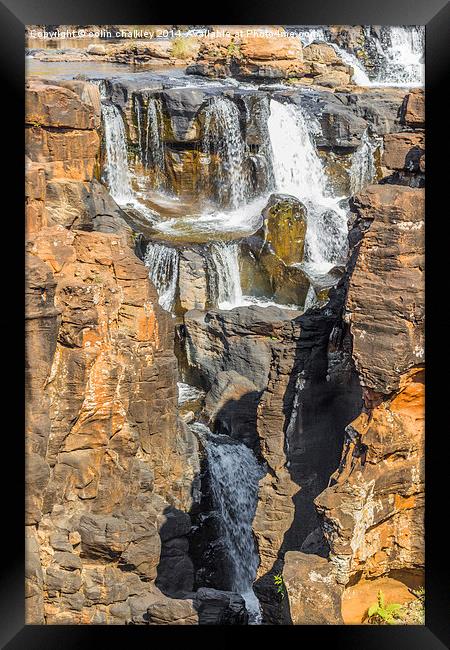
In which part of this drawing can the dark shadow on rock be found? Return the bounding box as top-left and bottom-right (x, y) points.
(254, 234), (364, 624)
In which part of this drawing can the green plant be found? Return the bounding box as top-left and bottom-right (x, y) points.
(273, 573), (286, 600)
(227, 41), (240, 57)
(170, 36), (197, 60)
(367, 590), (402, 625)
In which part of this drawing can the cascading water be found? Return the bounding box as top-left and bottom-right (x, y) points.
(349, 128), (379, 195)
(134, 96), (144, 163)
(202, 96), (248, 209)
(145, 97), (166, 187)
(268, 99), (348, 272)
(101, 100), (161, 225)
(101, 102), (133, 204)
(133, 95), (166, 189)
(330, 26), (424, 87)
(375, 26), (424, 86)
(144, 242), (179, 312)
(205, 241), (243, 310)
(191, 422), (264, 624)
(329, 44), (372, 86)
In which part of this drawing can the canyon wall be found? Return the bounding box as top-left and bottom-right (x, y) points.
(25, 80), (249, 625)
(281, 90), (425, 624)
(25, 31), (425, 626)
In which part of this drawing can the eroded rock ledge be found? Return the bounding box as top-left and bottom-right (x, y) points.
(25, 79), (247, 626)
(280, 179), (424, 624)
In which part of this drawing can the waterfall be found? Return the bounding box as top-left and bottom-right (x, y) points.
(134, 96), (144, 163)
(205, 241), (243, 310)
(144, 240), (243, 313)
(268, 100), (328, 201)
(191, 422), (264, 624)
(177, 382), (204, 406)
(329, 44), (372, 86)
(349, 129), (378, 195)
(330, 26), (424, 87)
(268, 99), (348, 270)
(202, 97), (248, 209)
(375, 26), (424, 86)
(145, 97), (166, 187)
(101, 102), (133, 203)
(133, 95), (166, 189)
(144, 242), (179, 312)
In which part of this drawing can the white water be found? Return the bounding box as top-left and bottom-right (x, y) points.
(134, 95), (166, 189)
(268, 99), (348, 271)
(134, 96), (144, 162)
(330, 26), (424, 87)
(191, 422), (264, 624)
(349, 129), (378, 195)
(101, 103), (133, 203)
(205, 242), (243, 310)
(202, 96), (248, 209)
(177, 382), (204, 406)
(330, 44), (372, 86)
(101, 101), (161, 225)
(152, 196), (266, 240)
(374, 26), (424, 86)
(144, 242), (179, 312)
(146, 98), (166, 186)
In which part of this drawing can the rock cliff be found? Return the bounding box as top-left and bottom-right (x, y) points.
(25, 79), (247, 625)
(25, 29), (425, 626)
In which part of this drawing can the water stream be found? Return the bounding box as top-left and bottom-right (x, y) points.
(101, 102), (133, 203)
(267, 99), (349, 273)
(297, 25), (424, 88)
(349, 129), (379, 195)
(201, 96), (249, 209)
(191, 422), (264, 624)
(205, 242), (243, 310)
(144, 242), (179, 311)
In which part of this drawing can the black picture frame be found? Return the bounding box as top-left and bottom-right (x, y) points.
(2, 0), (448, 646)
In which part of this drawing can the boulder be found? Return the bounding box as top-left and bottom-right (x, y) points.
(303, 43), (341, 65)
(382, 132), (425, 172)
(203, 370), (261, 447)
(401, 89), (425, 127)
(194, 588), (249, 625)
(283, 551), (344, 624)
(187, 34), (306, 80)
(183, 305), (297, 391)
(263, 194), (307, 265)
(240, 194), (310, 306)
(25, 81), (100, 130)
(239, 35), (303, 61)
(178, 249), (208, 312)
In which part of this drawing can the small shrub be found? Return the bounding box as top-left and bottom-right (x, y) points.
(273, 573), (286, 600)
(170, 37), (197, 60)
(367, 590), (402, 625)
(227, 42), (240, 57)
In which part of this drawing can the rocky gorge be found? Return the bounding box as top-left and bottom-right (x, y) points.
(25, 25), (425, 625)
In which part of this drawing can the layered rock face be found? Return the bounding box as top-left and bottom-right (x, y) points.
(281, 136), (424, 623)
(315, 183), (425, 586)
(186, 35), (353, 86)
(25, 28), (425, 626)
(25, 80), (206, 625)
